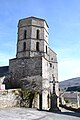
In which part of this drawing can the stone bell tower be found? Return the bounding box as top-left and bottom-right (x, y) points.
(9, 16), (59, 110)
(16, 17), (49, 59)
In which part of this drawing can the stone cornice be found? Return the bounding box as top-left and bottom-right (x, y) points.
(18, 24), (49, 34)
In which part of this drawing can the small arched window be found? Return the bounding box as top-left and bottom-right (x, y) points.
(36, 30), (39, 39)
(50, 63), (52, 67)
(36, 42), (39, 51)
(24, 30), (27, 39)
(23, 42), (26, 51)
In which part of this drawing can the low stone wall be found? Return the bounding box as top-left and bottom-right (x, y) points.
(60, 104), (80, 112)
(0, 89), (21, 108)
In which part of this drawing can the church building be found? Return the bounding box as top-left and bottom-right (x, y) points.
(9, 16), (59, 110)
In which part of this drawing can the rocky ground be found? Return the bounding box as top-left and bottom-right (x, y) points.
(0, 107), (80, 120)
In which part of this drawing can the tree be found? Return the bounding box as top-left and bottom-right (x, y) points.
(19, 76), (42, 108)
(3, 71), (49, 108)
(4, 72), (43, 108)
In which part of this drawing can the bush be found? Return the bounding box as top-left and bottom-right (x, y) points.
(18, 89), (38, 108)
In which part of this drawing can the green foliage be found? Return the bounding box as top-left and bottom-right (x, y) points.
(18, 89), (38, 108)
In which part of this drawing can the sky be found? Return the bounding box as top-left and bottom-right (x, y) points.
(0, 0), (80, 81)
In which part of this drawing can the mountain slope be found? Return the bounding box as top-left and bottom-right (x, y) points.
(59, 77), (80, 91)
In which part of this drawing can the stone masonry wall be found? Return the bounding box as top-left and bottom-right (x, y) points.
(9, 57), (42, 80)
(0, 89), (20, 108)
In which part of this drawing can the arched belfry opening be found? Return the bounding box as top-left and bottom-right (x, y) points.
(36, 29), (39, 39)
(24, 30), (27, 39)
(23, 42), (26, 51)
(46, 46), (47, 54)
(36, 42), (39, 51)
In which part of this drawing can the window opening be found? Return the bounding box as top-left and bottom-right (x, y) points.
(23, 42), (26, 51)
(36, 42), (39, 51)
(24, 30), (27, 39)
(50, 63), (52, 67)
(36, 30), (39, 39)
(46, 46), (47, 53)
